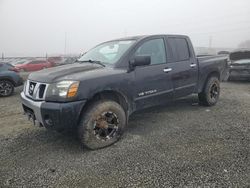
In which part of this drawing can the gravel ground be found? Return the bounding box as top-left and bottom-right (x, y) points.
(0, 82), (250, 187)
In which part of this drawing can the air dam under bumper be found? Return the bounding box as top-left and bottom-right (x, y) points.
(21, 92), (87, 130)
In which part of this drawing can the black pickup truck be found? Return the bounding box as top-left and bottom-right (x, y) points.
(21, 35), (228, 149)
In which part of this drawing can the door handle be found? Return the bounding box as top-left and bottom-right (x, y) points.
(190, 64), (197, 68)
(163, 68), (172, 73)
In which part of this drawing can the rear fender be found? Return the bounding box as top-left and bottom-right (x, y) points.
(198, 70), (220, 93)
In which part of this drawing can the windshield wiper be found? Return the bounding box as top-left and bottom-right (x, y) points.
(76, 59), (106, 67)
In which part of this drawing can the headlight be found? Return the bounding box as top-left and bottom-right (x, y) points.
(46, 80), (79, 101)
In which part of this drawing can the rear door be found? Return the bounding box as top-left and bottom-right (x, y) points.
(166, 37), (198, 98)
(132, 38), (173, 109)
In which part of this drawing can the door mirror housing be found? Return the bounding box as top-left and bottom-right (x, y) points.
(130, 56), (151, 68)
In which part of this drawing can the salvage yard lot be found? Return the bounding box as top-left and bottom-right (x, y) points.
(0, 82), (250, 187)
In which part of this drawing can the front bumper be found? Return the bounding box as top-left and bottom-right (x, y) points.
(21, 92), (87, 130)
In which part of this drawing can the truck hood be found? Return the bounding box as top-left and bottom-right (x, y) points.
(28, 63), (104, 83)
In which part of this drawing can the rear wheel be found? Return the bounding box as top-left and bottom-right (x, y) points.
(198, 76), (220, 106)
(0, 80), (14, 97)
(78, 100), (127, 150)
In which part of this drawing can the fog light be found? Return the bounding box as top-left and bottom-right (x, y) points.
(44, 115), (53, 127)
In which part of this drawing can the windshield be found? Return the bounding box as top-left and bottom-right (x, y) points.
(78, 40), (136, 65)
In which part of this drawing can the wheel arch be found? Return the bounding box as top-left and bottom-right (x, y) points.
(0, 76), (16, 86)
(199, 70), (220, 93)
(78, 89), (131, 125)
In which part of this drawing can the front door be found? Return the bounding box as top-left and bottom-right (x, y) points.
(132, 38), (174, 110)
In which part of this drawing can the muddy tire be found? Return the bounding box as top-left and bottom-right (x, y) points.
(198, 76), (220, 106)
(0, 80), (14, 97)
(78, 100), (126, 150)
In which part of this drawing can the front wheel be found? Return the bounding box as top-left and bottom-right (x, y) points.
(0, 80), (14, 97)
(78, 100), (127, 150)
(198, 76), (220, 106)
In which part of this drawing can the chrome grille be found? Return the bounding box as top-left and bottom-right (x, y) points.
(24, 80), (48, 100)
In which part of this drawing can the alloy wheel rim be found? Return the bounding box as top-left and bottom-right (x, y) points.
(210, 83), (219, 99)
(0, 82), (12, 96)
(93, 111), (119, 141)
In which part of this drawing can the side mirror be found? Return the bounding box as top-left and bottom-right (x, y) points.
(130, 56), (151, 68)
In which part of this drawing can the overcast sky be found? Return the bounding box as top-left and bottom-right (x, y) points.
(1, 0), (250, 56)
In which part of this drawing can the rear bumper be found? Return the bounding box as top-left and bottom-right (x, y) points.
(21, 92), (87, 130)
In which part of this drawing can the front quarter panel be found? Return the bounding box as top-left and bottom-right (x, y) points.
(76, 69), (134, 108)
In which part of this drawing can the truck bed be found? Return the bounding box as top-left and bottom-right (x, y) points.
(197, 55), (229, 91)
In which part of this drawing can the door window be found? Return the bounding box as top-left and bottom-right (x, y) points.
(168, 38), (190, 61)
(135, 39), (166, 65)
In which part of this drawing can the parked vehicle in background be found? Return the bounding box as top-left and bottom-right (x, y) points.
(21, 34), (228, 149)
(0, 63), (23, 97)
(229, 49), (250, 80)
(47, 56), (63, 66)
(14, 60), (54, 72)
(218, 51), (230, 55)
(11, 59), (33, 66)
(59, 56), (78, 66)
(53, 56), (79, 66)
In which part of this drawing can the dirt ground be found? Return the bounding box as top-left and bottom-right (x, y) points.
(0, 82), (250, 187)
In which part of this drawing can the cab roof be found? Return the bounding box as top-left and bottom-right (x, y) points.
(107, 34), (189, 42)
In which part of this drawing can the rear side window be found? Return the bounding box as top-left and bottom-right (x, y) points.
(168, 38), (190, 61)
